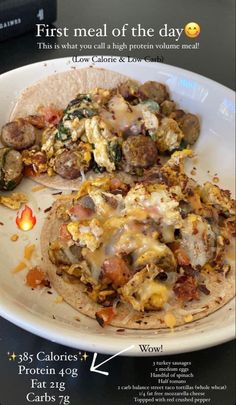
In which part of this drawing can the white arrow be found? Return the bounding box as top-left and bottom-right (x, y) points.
(90, 345), (135, 376)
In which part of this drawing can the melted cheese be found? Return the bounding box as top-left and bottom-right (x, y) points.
(138, 280), (168, 309)
(120, 264), (170, 311)
(82, 246), (106, 281)
(88, 188), (123, 216)
(12, 261), (27, 273)
(184, 314), (193, 323)
(181, 214), (216, 268)
(101, 95), (142, 132)
(84, 116), (115, 172)
(67, 219), (103, 252)
(156, 118), (183, 152)
(125, 184), (182, 229)
(24, 244), (35, 261)
(164, 312), (177, 328)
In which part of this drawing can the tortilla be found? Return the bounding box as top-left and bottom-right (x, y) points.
(11, 67), (131, 119)
(10, 67), (136, 190)
(41, 197), (235, 330)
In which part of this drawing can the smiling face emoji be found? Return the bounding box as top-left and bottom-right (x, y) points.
(184, 22), (200, 38)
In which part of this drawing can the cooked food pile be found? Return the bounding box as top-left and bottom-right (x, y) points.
(0, 80), (200, 190)
(1, 71), (234, 330)
(45, 150), (235, 328)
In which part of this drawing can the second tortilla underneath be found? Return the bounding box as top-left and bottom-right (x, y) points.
(10, 67), (132, 119)
(41, 199), (235, 330)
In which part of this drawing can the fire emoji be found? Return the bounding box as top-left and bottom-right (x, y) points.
(16, 205), (36, 231)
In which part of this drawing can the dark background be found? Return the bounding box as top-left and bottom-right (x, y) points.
(0, 318), (235, 405)
(0, 0), (235, 404)
(0, 0), (235, 89)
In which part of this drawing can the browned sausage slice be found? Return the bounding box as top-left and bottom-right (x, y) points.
(118, 80), (139, 100)
(179, 113), (200, 145)
(122, 135), (158, 168)
(161, 100), (176, 116)
(139, 81), (169, 104)
(1, 119), (36, 150)
(0, 148), (23, 190)
(68, 203), (94, 219)
(169, 109), (185, 121)
(54, 150), (82, 179)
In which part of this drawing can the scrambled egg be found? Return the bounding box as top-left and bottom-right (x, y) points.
(67, 218), (103, 252)
(120, 264), (169, 311)
(88, 188), (123, 216)
(85, 116), (116, 172)
(64, 118), (85, 142)
(41, 127), (58, 158)
(0, 192), (28, 209)
(156, 117), (183, 152)
(201, 182), (235, 216)
(124, 183), (182, 232)
(114, 231), (176, 271)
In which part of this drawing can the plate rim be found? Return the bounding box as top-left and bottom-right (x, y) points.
(0, 56), (235, 356)
(0, 55), (235, 96)
(0, 293), (235, 356)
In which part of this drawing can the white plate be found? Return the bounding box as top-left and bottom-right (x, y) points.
(0, 57), (235, 356)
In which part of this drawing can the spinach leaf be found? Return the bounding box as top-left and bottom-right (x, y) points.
(67, 94), (91, 109)
(141, 99), (160, 113)
(108, 141), (122, 165)
(66, 108), (96, 120)
(178, 139), (188, 150)
(55, 125), (71, 141)
(92, 161), (106, 173)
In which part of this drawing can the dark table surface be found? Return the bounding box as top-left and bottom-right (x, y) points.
(0, 0), (235, 89)
(0, 1), (235, 404)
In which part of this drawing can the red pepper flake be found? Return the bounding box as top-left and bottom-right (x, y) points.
(173, 275), (199, 301)
(43, 279), (51, 288)
(198, 284), (210, 295)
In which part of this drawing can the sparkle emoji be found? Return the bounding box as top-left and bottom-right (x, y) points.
(81, 352), (89, 361)
(8, 352), (17, 361)
(184, 22), (201, 38)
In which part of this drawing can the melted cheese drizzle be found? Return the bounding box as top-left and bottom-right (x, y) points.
(100, 95), (143, 132)
(72, 211), (174, 284)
